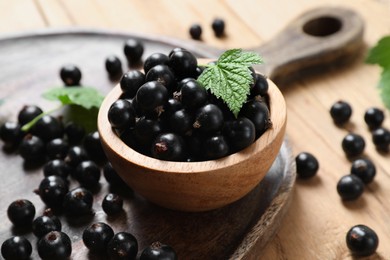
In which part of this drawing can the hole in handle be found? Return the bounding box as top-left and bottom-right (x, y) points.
(303, 16), (342, 37)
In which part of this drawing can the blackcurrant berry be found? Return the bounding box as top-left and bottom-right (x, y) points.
(32, 214), (62, 238)
(346, 224), (379, 257)
(0, 122), (23, 147)
(107, 232), (138, 260)
(37, 231), (72, 260)
(75, 160), (101, 188)
(330, 100), (352, 125)
(108, 99), (136, 130)
(105, 55), (123, 76)
(250, 73), (269, 98)
(63, 187), (93, 217)
(193, 104), (224, 134)
(82, 222), (114, 253)
(151, 133), (186, 161)
(31, 115), (64, 142)
(1, 236), (32, 260)
(202, 134), (229, 160)
(120, 70), (145, 98)
(168, 109), (193, 135)
(341, 133), (365, 157)
(64, 121), (86, 145)
(223, 117), (256, 153)
(84, 131), (106, 163)
(133, 118), (163, 149)
(240, 99), (271, 135)
(124, 39), (144, 64)
(337, 175), (364, 200)
(136, 81), (169, 112)
(46, 138), (69, 159)
(177, 78), (207, 110)
(295, 152), (319, 178)
(37, 175), (69, 208)
(189, 23), (202, 40)
(43, 159), (71, 179)
(161, 98), (183, 119)
(60, 64), (82, 86)
(371, 127), (390, 152)
(140, 241), (178, 260)
(144, 53), (169, 75)
(102, 193), (124, 215)
(103, 162), (128, 189)
(168, 49), (198, 79)
(19, 134), (46, 162)
(351, 158), (376, 184)
(18, 105), (43, 126)
(364, 107), (384, 129)
(145, 65), (176, 93)
(64, 145), (89, 167)
(7, 199), (35, 227)
(211, 18), (225, 37)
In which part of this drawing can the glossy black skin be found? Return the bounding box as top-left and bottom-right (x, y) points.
(168, 49), (198, 79)
(189, 24), (202, 40)
(102, 193), (124, 215)
(341, 133), (366, 157)
(178, 78), (207, 110)
(82, 222), (114, 253)
(168, 109), (193, 135)
(7, 199), (36, 227)
(330, 100), (352, 125)
(108, 99), (136, 130)
(151, 133), (186, 161)
(337, 175), (364, 200)
(202, 135), (229, 160)
(295, 152), (319, 179)
(105, 55), (123, 76)
(144, 53), (169, 74)
(64, 122), (86, 145)
(37, 175), (69, 208)
(46, 138), (69, 160)
(84, 131), (106, 163)
(120, 70), (145, 98)
(18, 105), (43, 126)
(162, 98), (183, 119)
(0, 122), (23, 147)
(19, 135), (46, 162)
(65, 145), (89, 168)
(136, 81), (169, 112)
(31, 115), (64, 143)
(1, 236), (32, 260)
(211, 18), (225, 37)
(371, 127), (390, 152)
(37, 231), (72, 260)
(145, 65), (177, 93)
(107, 232), (138, 260)
(193, 104), (224, 134)
(364, 107), (384, 129)
(240, 99), (270, 135)
(133, 118), (163, 148)
(346, 225), (379, 257)
(223, 117), (256, 153)
(250, 73), (269, 98)
(60, 64), (82, 86)
(32, 215), (62, 238)
(75, 160), (101, 188)
(124, 39), (144, 64)
(351, 158), (376, 184)
(62, 187), (94, 217)
(43, 159), (71, 179)
(140, 242), (178, 260)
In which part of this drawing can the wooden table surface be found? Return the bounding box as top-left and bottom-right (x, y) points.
(1, 0), (390, 259)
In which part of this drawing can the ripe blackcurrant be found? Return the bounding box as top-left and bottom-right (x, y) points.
(168, 109), (193, 135)
(46, 138), (69, 160)
(63, 187), (94, 217)
(103, 162), (129, 189)
(124, 39), (144, 64)
(250, 73), (269, 97)
(341, 133), (365, 157)
(337, 175), (364, 200)
(295, 152), (319, 178)
(107, 232), (138, 260)
(102, 193), (124, 215)
(136, 81), (168, 112)
(145, 65), (176, 93)
(75, 160), (101, 188)
(140, 241), (177, 260)
(1, 236), (32, 260)
(7, 199), (36, 227)
(151, 133), (186, 161)
(31, 115), (64, 142)
(223, 117), (256, 153)
(364, 107), (384, 129)
(177, 78), (207, 110)
(193, 104), (224, 134)
(60, 64), (82, 86)
(43, 159), (71, 179)
(37, 231), (72, 260)
(64, 145), (89, 167)
(240, 99), (271, 135)
(64, 121), (85, 145)
(82, 222), (114, 253)
(168, 49), (198, 79)
(330, 100), (352, 125)
(18, 105), (43, 126)
(19, 134), (46, 162)
(108, 99), (136, 130)
(0, 122), (23, 148)
(346, 225), (379, 257)
(211, 18), (225, 37)
(189, 24), (202, 40)
(37, 175), (69, 208)
(84, 131), (106, 163)
(351, 158), (376, 184)
(120, 70), (145, 98)
(144, 53), (169, 74)
(371, 127), (390, 152)
(32, 214), (62, 238)
(105, 55), (123, 77)
(202, 134), (229, 160)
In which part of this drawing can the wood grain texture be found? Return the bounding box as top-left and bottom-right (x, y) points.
(1, 0), (390, 259)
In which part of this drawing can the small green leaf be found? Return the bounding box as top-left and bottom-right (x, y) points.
(378, 69), (390, 110)
(197, 49), (263, 117)
(366, 36), (390, 68)
(43, 87), (104, 110)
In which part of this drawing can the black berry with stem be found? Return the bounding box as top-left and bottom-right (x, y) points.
(107, 232), (138, 260)
(193, 104), (224, 134)
(32, 213), (62, 238)
(136, 81), (169, 113)
(295, 152), (319, 178)
(108, 99), (136, 130)
(351, 158), (376, 184)
(105, 55), (123, 77)
(240, 99), (271, 135)
(250, 73), (269, 97)
(341, 133), (365, 157)
(202, 134), (229, 160)
(120, 70), (145, 98)
(189, 23), (202, 40)
(177, 78), (207, 110)
(60, 64), (82, 86)
(330, 100), (352, 125)
(145, 65), (176, 93)
(102, 193), (124, 215)
(64, 121), (85, 145)
(43, 159), (71, 179)
(82, 222), (115, 253)
(36, 175), (69, 208)
(337, 175), (364, 200)
(65, 145), (89, 168)
(84, 131), (106, 163)
(144, 53), (169, 74)
(31, 115), (64, 142)
(19, 134), (46, 162)
(37, 231), (72, 260)
(151, 133), (186, 161)
(46, 138), (69, 160)
(168, 49), (198, 79)
(364, 107), (384, 129)
(1, 236), (32, 260)
(124, 39), (144, 64)
(75, 160), (101, 188)
(140, 241), (178, 260)
(371, 127), (390, 152)
(168, 109), (193, 135)
(211, 18), (225, 37)
(222, 117), (256, 153)
(63, 187), (93, 217)
(18, 104), (43, 126)
(0, 122), (23, 148)
(7, 199), (35, 227)
(346, 224), (379, 257)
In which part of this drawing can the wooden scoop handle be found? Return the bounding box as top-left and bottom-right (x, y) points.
(248, 6), (365, 84)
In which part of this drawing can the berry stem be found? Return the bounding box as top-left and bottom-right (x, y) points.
(21, 105), (64, 132)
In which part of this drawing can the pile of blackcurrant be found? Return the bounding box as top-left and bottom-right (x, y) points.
(108, 48), (271, 162)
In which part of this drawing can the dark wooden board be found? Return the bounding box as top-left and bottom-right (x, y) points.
(0, 29), (295, 259)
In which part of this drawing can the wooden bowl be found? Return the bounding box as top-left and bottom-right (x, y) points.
(97, 79), (287, 212)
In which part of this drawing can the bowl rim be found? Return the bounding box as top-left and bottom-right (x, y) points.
(98, 79), (286, 174)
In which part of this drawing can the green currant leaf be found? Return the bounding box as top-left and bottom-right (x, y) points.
(366, 36), (390, 68)
(378, 69), (390, 110)
(197, 49), (263, 117)
(43, 87), (104, 110)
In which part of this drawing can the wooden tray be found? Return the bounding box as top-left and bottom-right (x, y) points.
(0, 29), (295, 259)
